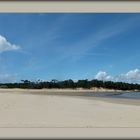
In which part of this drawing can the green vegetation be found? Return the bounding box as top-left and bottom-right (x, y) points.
(0, 79), (140, 91)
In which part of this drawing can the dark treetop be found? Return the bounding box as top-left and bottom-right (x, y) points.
(0, 79), (140, 91)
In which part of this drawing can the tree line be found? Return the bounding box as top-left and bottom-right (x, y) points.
(0, 79), (140, 91)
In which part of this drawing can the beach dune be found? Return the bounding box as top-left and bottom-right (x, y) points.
(0, 89), (140, 127)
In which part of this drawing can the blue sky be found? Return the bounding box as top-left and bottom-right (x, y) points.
(0, 13), (140, 83)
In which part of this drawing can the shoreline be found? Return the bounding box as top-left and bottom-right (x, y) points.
(0, 88), (140, 106)
(0, 87), (132, 93)
(82, 96), (140, 106)
(0, 87), (128, 97)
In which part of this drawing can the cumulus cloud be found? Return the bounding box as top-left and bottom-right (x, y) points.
(95, 71), (113, 81)
(0, 35), (20, 53)
(0, 74), (17, 83)
(95, 69), (140, 83)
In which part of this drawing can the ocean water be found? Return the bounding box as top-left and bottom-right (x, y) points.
(85, 92), (140, 99)
(114, 92), (140, 99)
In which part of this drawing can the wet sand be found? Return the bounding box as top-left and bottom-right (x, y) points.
(0, 88), (140, 127)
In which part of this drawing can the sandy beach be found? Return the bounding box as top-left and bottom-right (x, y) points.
(0, 89), (140, 128)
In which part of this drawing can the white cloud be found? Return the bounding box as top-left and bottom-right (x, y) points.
(122, 69), (140, 83)
(95, 71), (107, 81)
(0, 74), (17, 83)
(95, 69), (140, 83)
(0, 35), (20, 53)
(95, 71), (113, 81)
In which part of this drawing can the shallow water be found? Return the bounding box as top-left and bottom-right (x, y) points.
(85, 92), (121, 97)
(114, 92), (140, 99)
(85, 92), (140, 99)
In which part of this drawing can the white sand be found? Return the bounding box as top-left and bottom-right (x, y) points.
(0, 89), (140, 127)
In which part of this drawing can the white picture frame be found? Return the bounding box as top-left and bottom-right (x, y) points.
(0, 1), (140, 139)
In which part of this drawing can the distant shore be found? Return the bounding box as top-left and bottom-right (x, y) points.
(0, 87), (133, 92)
(0, 87), (130, 97)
